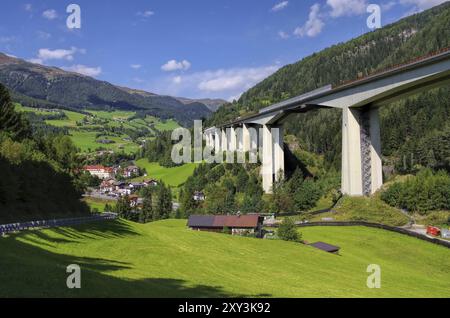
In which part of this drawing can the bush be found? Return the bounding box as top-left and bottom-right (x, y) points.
(381, 169), (450, 214)
(294, 179), (323, 211)
(277, 218), (302, 242)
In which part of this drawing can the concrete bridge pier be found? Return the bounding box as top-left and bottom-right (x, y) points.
(221, 128), (228, 152)
(341, 106), (382, 196)
(228, 127), (237, 151)
(261, 125), (285, 193)
(214, 129), (221, 152)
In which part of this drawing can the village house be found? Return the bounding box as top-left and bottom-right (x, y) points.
(129, 182), (145, 191)
(123, 165), (139, 178)
(193, 191), (206, 201)
(99, 178), (116, 193)
(129, 194), (140, 208)
(187, 214), (264, 238)
(83, 165), (115, 179)
(143, 179), (158, 187)
(113, 181), (132, 196)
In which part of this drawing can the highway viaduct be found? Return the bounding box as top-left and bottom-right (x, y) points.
(204, 48), (450, 196)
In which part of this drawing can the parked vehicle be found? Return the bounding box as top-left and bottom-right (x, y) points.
(426, 226), (441, 237)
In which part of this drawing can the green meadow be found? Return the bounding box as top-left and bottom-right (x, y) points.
(134, 159), (199, 187)
(15, 105), (179, 154)
(1, 219), (449, 297)
(82, 197), (116, 212)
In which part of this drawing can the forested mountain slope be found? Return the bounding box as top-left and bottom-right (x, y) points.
(209, 2), (450, 172)
(0, 84), (90, 222)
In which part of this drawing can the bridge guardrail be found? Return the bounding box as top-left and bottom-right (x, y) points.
(0, 212), (118, 236)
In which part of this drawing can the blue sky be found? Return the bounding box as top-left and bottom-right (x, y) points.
(0, 0), (448, 101)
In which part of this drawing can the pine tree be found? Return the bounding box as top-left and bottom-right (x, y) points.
(140, 190), (153, 223)
(0, 84), (31, 140)
(115, 195), (132, 219)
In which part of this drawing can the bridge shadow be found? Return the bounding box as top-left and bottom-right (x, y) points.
(284, 143), (313, 179)
(12, 219), (140, 246)
(0, 235), (271, 298)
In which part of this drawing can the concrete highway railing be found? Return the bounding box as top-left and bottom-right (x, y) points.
(0, 212), (118, 236)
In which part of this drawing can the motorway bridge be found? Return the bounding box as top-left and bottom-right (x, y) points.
(205, 48), (450, 195)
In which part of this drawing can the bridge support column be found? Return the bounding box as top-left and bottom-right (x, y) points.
(368, 108), (383, 194)
(221, 129), (228, 152)
(273, 126), (284, 182)
(214, 129), (221, 152)
(249, 125), (258, 163)
(341, 107), (382, 196)
(261, 125), (274, 193)
(243, 124), (251, 153)
(229, 127), (237, 151)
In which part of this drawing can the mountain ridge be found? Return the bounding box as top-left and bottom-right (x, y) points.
(0, 53), (213, 126)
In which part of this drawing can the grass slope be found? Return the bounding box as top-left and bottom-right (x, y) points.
(1, 219), (449, 297)
(15, 105), (180, 154)
(134, 159), (199, 187)
(309, 196), (410, 226)
(82, 198), (116, 212)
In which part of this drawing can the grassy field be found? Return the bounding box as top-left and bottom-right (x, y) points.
(0, 219), (449, 297)
(15, 105), (179, 154)
(82, 197), (116, 212)
(69, 130), (139, 154)
(289, 196), (411, 226)
(133, 159), (199, 187)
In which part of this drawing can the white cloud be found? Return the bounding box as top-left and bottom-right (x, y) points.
(294, 4), (325, 38)
(161, 59), (191, 72)
(130, 64), (142, 69)
(327, 0), (368, 17)
(278, 31), (290, 39)
(36, 47), (85, 62)
(63, 64), (102, 77)
(399, 0), (449, 10)
(24, 4), (32, 12)
(271, 1), (289, 12)
(137, 10), (155, 18)
(195, 66), (279, 93)
(42, 9), (58, 20)
(145, 64), (280, 100)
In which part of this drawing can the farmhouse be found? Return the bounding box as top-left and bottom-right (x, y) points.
(143, 179), (158, 187)
(123, 165), (139, 178)
(193, 191), (205, 201)
(99, 178), (116, 193)
(83, 165), (115, 179)
(187, 214), (264, 238)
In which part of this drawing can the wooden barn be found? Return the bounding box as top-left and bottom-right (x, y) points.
(187, 214), (264, 238)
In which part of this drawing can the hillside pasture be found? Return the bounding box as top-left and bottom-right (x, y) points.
(134, 159), (199, 187)
(0, 219), (449, 297)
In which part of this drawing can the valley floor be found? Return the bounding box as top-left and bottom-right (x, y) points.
(1, 219), (449, 298)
